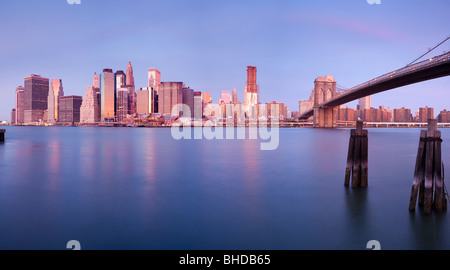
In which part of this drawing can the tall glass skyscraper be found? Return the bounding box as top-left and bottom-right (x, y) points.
(100, 69), (116, 122)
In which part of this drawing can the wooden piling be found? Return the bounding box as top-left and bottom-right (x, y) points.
(345, 130), (355, 187)
(351, 130), (362, 188)
(409, 130), (426, 211)
(433, 131), (443, 211)
(0, 129), (5, 143)
(360, 130), (369, 188)
(345, 120), (368, 188)
(423, 134), (434, 214)
(409, 119), (446, 214)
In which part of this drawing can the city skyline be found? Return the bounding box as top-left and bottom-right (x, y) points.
(1, 0), (450, 121)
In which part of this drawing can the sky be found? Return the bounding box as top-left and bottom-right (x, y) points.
(0, 0), (449, 121)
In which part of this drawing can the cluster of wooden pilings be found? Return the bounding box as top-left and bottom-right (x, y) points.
(345, 121), (368, 188)
(0, 129), (5, 143)
(409, 119), (447, 214)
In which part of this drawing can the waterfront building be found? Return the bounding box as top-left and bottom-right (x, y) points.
(15, 86), (25, 124)
(438, 109), (450, 123)
(193, 91), (202, 120)
(116, 88), (129, 122)
(220, 91), (232, 104)
(393, 107), (413, 122)
(137, 87), (157, 115)
(24, 74), (49, 124)
(47, 84), (55, 123)
(158, 82), (184, 116)
(418, 106), (434, 122)
(126, 61), (136, 115)
(299, 89), (314, 115)
(51, 79), (64, 122)
(182, 87), (194, 118)
(11, 108), (15, 124)
(244, 66), (258, 105)
(80, 86), (100, 123)
(58, 95), (82, 124)
(100, 68), (116, 122)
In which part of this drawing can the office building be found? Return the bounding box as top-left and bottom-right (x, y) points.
(126, 61), (136, 115)
(51, 79), (64, 121)
(116, 88), (129, 122)
(100, 69), (116, 122)
(158, 82), (184, 116)
(244, 66), (259, 107)
(15, 86), (25, 124)
(182, 87), (194, 118)
(220, 91), (232, 104)
(47, 84), (55, 123)
(232, 88), (238, 103)
(148, 68), (161, 93)
(358, 96), (371, 110)
(193, 91), (202, 120)
(24, 74), (49, 123)
(80, 86), (100, 123)
(58, 95), (82, 124)
(11, 108), (16, 124)
(418, 106), (434, 122)
(137, 87), (156, 115)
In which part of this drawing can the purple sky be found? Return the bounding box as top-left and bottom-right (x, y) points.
(1, 0), (449, 121)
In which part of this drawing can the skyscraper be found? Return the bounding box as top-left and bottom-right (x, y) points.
(148, 68), (161, 93)
(115, 70), (126, 89)
(158, 82), (184, 116)
(126, 61), (136, 115)
(244, 66), (258, 109)
(203, 92), (212, 105)
(47, 84), (55, 123)
(24, 74), (49, 124)
(80, 86), (100, 124)
(220, 91), (232, 104)
(93, 73), (100, 89)
(116, 88), (129, 123)
(15, 86), (25, 124)
(58, 95), (82, 124)
(358, 96), (371, 110)
(136, 87), (156, 115)
(100, 69), (116, 122)
(182, 87), (194, 118)
(93, 73), (101, 121)
(136, 88), (150, 115)
(193, 91), (202, 120)
(51, 79), (64, 121)
(11, 108), (16, 124)
(232, 87), (238, 103)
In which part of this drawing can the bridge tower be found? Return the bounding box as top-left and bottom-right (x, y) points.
(313, 75), (337, 128)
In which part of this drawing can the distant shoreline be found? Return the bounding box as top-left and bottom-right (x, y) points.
(4, 123), (450, 129)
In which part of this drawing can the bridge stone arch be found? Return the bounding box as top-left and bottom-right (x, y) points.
(313, 75), (337, 128)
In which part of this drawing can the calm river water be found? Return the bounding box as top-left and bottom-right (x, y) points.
(0, 126), (449, 250)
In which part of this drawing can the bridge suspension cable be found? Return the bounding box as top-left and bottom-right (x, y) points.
(406, 36), (450, 67)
